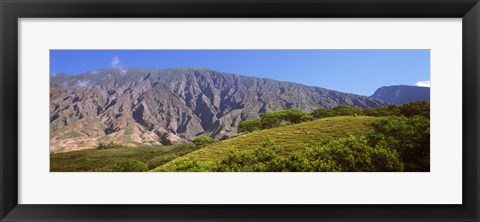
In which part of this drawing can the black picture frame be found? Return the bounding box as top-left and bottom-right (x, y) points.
(1, 0), (479, 221)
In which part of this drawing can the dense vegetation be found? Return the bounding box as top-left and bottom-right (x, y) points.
(168, 135), (403, 172)
(238, 101), (429, 134)
(239, 109), (312, 132)
(163, 115), (428, 172)
(156, 101), (430, 172)
(192, 136), (217, 148)
(113, 159), (149, 172)
(154, 116), (377, 171)
(50, 144), (199, 172)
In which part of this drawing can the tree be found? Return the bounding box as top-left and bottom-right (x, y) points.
(332, 104), (357, 116)
(400, 101), (430, 118)
(259, 111), (282, 129)
(279, 109), (312, 124)
(192, 136), (216, 148)
(311, 108), (335, 119)
(368, 116), (430, 171)
(304, 135), (404, 172)
(238, 119), (261, 133)
(363, 105), (401, 117)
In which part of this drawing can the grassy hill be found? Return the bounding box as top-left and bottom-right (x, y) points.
(153, 116), (380, 171)
(50, 144), (198, 172)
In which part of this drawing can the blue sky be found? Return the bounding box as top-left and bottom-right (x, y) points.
(50, 50), (430, 96)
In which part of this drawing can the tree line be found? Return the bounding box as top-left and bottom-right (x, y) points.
(238, 101), (429, 133)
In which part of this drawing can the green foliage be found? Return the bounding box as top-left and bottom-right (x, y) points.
(363, 105), (401, 117)
(215, 139), (290, 172)
(159, 104), (430, 172)
(254, 109), (312, 131)
(147, 154), (178, 170)
(303, 135), (404, 172)
(311, 108), (335, 119)
(259, 111), (283, 129)
(238, 119), (261, 133)
(277, 109), (313, 124)
(113, 159), (148, 172)
(400, 101), (430, 118)
(238, 105), (371, 133)
(332, 104), (361, 116)
(166, 113), (429, 172)
(164, 102), (429, 172)
(368, 116), (430, 171)
(169, 136), (404, 172)
(192, 136), (216, 148)
(51, 144), (198, 172)
(363, 101), (429, 118)
(158, 116), (379, 172)
(170, 161), (214, 172)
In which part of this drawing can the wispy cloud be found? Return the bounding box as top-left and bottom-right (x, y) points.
(110, 56), (127, 74)
(111, 56), (121, 68)
(415, 80), (430, 87)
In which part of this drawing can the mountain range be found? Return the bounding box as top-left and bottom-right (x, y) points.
(370, 85), (430, 105)
(50, 68), (400, 152)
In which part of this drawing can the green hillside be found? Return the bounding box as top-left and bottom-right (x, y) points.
(50, 144), (198, 172)
(153, 116), (380, 171)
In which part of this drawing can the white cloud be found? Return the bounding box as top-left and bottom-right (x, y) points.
(111, 56), (121, 68)
(110, 56), (128, 74)
(50, 72), (57, 77)
(416, 80), (430, 87)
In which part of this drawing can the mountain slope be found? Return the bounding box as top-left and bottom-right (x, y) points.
(50, 68), (388, 152)
(153, 116), (379, 171)
(370, 85), (430, 105)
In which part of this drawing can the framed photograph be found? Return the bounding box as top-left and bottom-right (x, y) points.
(1, 0), (479, 221)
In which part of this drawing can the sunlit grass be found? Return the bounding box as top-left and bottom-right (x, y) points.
(153, 116), (380, 171)
(50, 144), (197, 172)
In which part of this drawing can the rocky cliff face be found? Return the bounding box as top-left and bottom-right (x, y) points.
(370, 85), (430, 105)
(50, 68), (388, 152)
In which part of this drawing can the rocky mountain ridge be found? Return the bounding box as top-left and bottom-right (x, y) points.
(370, 85), (430, 105)
(50, 68), (388, 152)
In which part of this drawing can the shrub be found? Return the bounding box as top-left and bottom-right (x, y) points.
(113, 159), (148, 172)
(400, 101), (430, 118)
(214, 136), (404, 172)
(332, 105), (362, 116)
(170, 161), (214, 172)
(363, 105), (401, 117)
(238, 119), (261, 133)
(258, 109), (312, 129)
(363, 102), (429, 118)
(147, 154), (178, 170)
(259, 112), (282, 129)
(192, 136), (216, 148)
(311, 108), (335, 119)
(368, 116), (430, 171)
(238, 109), (313, 133)
(312, 135), (403, 172)
(278, 109), (312, 124)
(215, 139), (291, 172)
